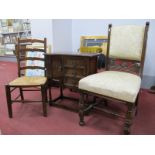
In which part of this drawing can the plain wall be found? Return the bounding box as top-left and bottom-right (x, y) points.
(30, 19), (53, 51)
(52, 19), (72, 52)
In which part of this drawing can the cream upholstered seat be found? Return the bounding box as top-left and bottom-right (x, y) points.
(78, 22), (149, 134)
(79, 71), (141, 103)
(9, 76), (47, 86)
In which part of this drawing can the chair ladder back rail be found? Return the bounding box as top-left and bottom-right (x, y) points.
(106, 24), (112, 71)
(18, 38), (46, 44)
(16, 38), (47, 77)
(20, 66), (45, 71)
(19, 57), (45, 61)
(139, 22), (150, 77)
(19, 48), (46, 52)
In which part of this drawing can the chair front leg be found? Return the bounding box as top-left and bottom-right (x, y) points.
(79, 92), (85, 126)
(19, 87), (24, 102)
(5, 85), (13, 118)
(41, 85), (47, 117)
(135, 92), (140, 116)
(124, 103), (134, 135)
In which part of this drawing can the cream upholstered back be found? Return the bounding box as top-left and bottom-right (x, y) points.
(109, 25), (145, 61)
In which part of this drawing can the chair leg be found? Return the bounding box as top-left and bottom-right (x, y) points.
(103, 99), (108, 106)
(124, 104), (134, 135)
(85, 94), (89, 104)
(19, 87), (24, 102)
(60, 81), (64, 99)
(79, 93), (85, 126)
(135, 93), (140, 116)
(41, 85), (47, 117)
(5, 85), (13, 118)
(93, 96), (96, 103)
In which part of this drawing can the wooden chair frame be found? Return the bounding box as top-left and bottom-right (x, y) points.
(5, 38), (48, 118)
(78, 22), (149, 134)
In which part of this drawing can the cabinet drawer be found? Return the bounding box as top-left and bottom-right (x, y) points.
(63, 57), (87, 66)
(64, 68), (86, 77)
(63, 77), (79, 89)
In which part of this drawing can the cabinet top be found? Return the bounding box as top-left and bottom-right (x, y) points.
(45, 52), (100, 57)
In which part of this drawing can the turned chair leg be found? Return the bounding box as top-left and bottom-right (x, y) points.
(135, 93), (140, 116)
(93, 96), (97, 103)
(79, 93), (85, 126)
(124, 104), (134, 135)
(5, 85), (13, 118)
(60, 80), (64, 99)
(41, 85), (47, 117)
(103, 99), (108, 106)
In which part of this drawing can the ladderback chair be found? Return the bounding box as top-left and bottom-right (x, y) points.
(5, 38), (48, 118)
(78, 22), (149, 134)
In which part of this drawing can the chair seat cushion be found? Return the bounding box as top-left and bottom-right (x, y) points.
(79, 71), (141, 103)
(9, 76), (47, 86)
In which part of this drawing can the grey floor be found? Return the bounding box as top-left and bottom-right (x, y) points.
(0, 56), (154, 89)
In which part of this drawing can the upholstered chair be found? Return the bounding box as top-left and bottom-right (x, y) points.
(78, 22), (149, 134)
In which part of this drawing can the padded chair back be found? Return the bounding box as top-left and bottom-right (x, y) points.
(16, 38), (47, 77)
(106, 22), (149, 76)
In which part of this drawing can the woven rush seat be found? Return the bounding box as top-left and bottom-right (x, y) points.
(9, 76), (47, 86)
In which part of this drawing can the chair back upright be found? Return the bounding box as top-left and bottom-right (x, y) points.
(16, 38), (47, 77)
